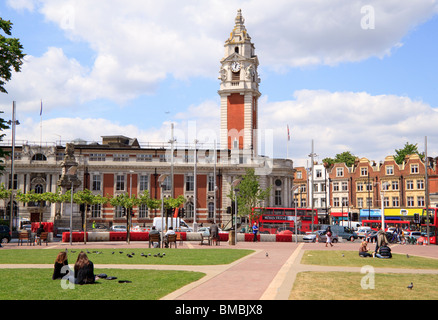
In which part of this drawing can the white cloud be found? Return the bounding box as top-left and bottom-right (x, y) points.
(5, 0), (437, 108)
(260, 90), (438, 166)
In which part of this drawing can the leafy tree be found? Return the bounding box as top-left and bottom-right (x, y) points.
(0, 18), (25, 94)
(229, 168), (271, 222)
(323, 151), (356, 167)
(0, 18), (25, 173)
(394, 142), (423, 165)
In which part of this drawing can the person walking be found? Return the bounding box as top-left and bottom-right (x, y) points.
(326, 226), (333, 247)
(252, 222), (259, 242)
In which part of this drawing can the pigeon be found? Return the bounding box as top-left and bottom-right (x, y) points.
(119, 251), (123, 254)
(131, 252), (135, 255)
(342, 254), (345, 257)
(265, 252), (269, 258)
(71, 250), (76, 253)
(141, 253), (145, 256)
(127, 254), (133, 258)
(406, 254), (410, 258)
(407, 282), (413, 290)
(112, 252), (115, 254)
(86, 250), (91, 254)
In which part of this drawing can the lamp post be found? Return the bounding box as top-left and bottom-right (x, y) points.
(158, 174), (168, 242)
(231, 178), (241, 245)
(379, 181), (389, 231)
(7, 101), (19, 233)
(291, 185), (300, 243)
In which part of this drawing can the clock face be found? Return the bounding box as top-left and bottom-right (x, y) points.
(231, 61), (241, 72)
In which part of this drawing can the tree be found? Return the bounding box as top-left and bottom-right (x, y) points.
(394, 142), (423, 165)
(230, 168), (271, 223)
(0, 18), (25, 94)
(323, 151), (357, 168)
(0, 18), (25, 173)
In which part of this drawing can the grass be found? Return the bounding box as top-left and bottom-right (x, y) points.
(0, 268), (204, 300)
(301, 250), (438, 269)
(0, 248), (253, 265)
(290, 272), (438, 300)
(0, 248), (253, 300)
(290, 250), (438, 300)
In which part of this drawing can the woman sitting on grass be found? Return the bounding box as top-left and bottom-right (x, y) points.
(52, 251), (69, 280)
(359, 241), (373, 257)
(74, 252), (95, 285)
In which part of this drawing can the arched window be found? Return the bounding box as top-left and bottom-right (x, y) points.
(34, 184), (44, 194)
(32, 153), (47, 161)
(186, 202), (194, 218)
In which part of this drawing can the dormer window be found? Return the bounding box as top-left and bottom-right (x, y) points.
(235, 47), (239, 53)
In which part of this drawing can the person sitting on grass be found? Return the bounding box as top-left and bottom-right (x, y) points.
(359, 240), (373, 257)
(52, 251), (69, 280)
(374, 245), (392, 259)
(74, 252), (95, 285)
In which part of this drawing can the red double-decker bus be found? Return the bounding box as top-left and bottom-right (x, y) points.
(419, 208), (438, 245)
(251, 207), (318, 234)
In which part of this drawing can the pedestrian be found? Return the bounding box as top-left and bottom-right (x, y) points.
(149, 226), (161, 248)
(326, 226), (333, 247)
(35, 223), (45, 245)
(164, 226), (175, 248)
(252, 222), (259, 242)
(52, 251), (69, 280)
(210, 222), (219, 245)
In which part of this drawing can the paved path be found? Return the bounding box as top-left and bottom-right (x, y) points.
(2, 240), (438, 300)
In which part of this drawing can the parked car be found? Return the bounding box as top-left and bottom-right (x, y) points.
(407, 231), (422, 240)
(303, 230), (339, 243)
(357, 227), (372, 239)
(365, 230), (378, 243)
(0, 225), (11, 243)
(111, 225), (127, 232)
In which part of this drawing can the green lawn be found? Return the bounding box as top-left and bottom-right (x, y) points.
(0, 248), (253, 300)
(290, 250), (438, 300)
(301, 250), (438, 269)
(290, 272), (438, 300)
(0, 248), (253, 265)
(0, 268), (204, 300)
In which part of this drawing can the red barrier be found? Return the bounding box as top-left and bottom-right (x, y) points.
(219, 233), (228, 241)
(62, 232), (85, 242)
(276, 234), (292, 242)
(244, 233), (259, 241)
(109, 232), (126, 241)
(129, 232), (148, 241)
(31, 222), (54, 233)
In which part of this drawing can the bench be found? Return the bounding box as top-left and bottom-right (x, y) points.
(148, 233), (161, 248)
(36, 232), (49, 246)
(200, 234), (211, 246)
(18, 231), (33, 246)
(166, 234), (177, 248)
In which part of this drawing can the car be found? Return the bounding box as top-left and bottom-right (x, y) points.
(111, 225), (127, 231)
(407, 231), (422, 240)
(0, 225), (11, 243)
(357, 227), (372, 239)
(303, 230), (339, 243)
(365, 230), (378, 243)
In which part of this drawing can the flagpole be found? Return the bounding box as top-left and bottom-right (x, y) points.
(40, 99), (42, 147)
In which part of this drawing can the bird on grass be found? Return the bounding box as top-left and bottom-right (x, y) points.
(406, 254), (410, 258)
(407, 282), (414, 290)
(127, 254), (133, 258)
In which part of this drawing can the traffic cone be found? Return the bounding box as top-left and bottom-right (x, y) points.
(315, 235), (319, 243)
(423, 239), (428, 246)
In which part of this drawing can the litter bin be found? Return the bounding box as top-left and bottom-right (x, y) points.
(229, 230), (236, 245)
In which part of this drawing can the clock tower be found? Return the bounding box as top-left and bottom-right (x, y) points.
(218, 9), (261, 157)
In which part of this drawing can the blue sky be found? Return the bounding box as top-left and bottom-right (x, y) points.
(0, 0), (438, 167)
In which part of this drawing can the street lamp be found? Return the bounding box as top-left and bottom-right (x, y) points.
(158, 174), (168, 242)
(291, 185), (300, 243)
(7, 101), (19, 233)
(379, 181), (389, 231)
(231, 178), (241, 245)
